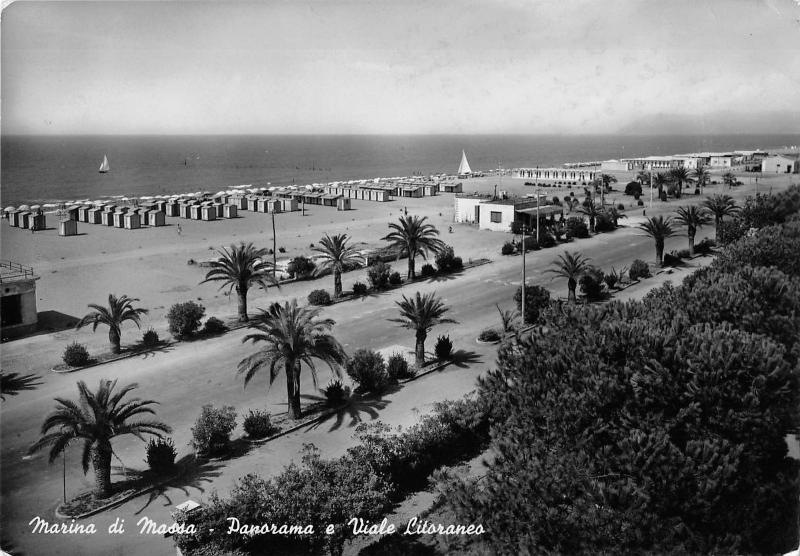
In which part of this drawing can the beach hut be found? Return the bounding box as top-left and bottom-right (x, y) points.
(87, 208), (103, 224)
(78, 206), (91, 222)
(222, 204), (237, 218)
(101, 211), (114, 226)
(228, 195), (247, 210)
(179, 204), (191, 219)
(200, 205), (216, 221)
(214, 203), (225, 217)
(280, 198), (298, 212)
(336, 197), (351, 211)
(19, 212), (32, 229)
(9, 210), (21, 227)
(59, 219), (78, 236)
(321, 194), (339, 207)
(124, 213), (141, 230)
(113, 211), (126, 228)
(246, 196), (259, 212)
(423, 184), (438, 196)
(190, 205), (202, 220)
(65, 205), (80, 221)
(166, 201), (180, 217)
(266, 199), (281, 213)
(30, 212), (46, 231)
(148, 210), (166, 227)
(256, 198), (271, 213)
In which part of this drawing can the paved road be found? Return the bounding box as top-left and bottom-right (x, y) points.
(0, 221), (695, 556)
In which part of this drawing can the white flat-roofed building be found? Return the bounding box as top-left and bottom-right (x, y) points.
(761, 154), (800, 174)
(512, 167), (597, 183)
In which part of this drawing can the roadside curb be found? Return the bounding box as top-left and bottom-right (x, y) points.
(50, 342), (177, 374)
(399, 359), (451, 383)
(55, 463), (186, 520)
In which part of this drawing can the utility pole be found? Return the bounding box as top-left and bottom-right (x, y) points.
(649, 167), (654, 208)
(521, 224), (526, 323)
(271, 212), (277, 279)
(63, 450), (67, 504)
(536, 186), (541, 242)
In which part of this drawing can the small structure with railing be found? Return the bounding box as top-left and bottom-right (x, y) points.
(1, 261), (39, 339)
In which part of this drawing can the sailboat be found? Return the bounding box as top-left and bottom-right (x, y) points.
(98, 155), (110, 173)
(457, 150), (472, 176)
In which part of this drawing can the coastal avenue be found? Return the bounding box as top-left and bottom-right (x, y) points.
(1, 219), (686, 556)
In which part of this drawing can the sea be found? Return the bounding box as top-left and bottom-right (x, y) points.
(2, 134), (799, 206)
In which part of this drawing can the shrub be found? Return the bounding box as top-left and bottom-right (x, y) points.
(167, 301), (205, 339)
(387, 353), (414, 380)
(452, 256), (463, 270)
(420, 263), (436, 278)
(519, 236), (539, 252)
(603, 272), (618, 289)
(694, 237), (716, 255)
(307, 289), (331, 306)
(346, 349), (391, 393)
(637, 199), (645, 206)
(595, 212), (615, 232)
(278, 246), (286, 253)
(322, 379), (351, 406)
(202, 316), (228, 335)
(62, 341), (90, 367)
(625, 181), (643, 196)
(142, 327), (160, 347)
(243, 410), (276, 439)
(145, 437), (177, 473)
(501, 242), (516, 256)
(351, 281), (368, 296)
(191, 405), (237, 456)
(660, 190), (668, 202)
(579, 267), (605, 301)
(434, 335), (454, 360)
(629, 259), (651, 280)
(367, 261), (392, 290)
(510, 221), (524, 235)
(617, 203), (625, 210)
(435, 245), (460, 272)
(478, 328), (501, 342)
(718, 219), (748, 245)
(663, 252), (682, 267)
(287, 256), (315, 279)
(514, 284), (551, 325)
(538, 233), (556, 248)
(388, 271), (402, 285)
(676, 248), (691, 259)
(566, 217), (589, 239)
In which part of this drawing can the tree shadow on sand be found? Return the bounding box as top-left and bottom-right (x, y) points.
(0, 371), (44, 400)
(449, 349), (483, 369)
(114, 454), (225, 515)
(425, 269), (464, 283)
(136, 342), (175, 360)
(300, 386), (399, 433)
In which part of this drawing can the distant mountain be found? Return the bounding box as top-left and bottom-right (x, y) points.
(617, 111), (800, 135)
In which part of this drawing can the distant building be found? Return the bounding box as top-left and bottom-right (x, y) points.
(1, 261), (39, 339)
(512, 167), (597, 184)
(454, 195), (563, 232)
(709, 154), (734, 168)
(761, 154), (800, 174)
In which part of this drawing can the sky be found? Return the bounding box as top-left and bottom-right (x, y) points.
(2, 0), (799, 135)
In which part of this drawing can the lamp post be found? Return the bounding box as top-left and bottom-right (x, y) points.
(536, 186), (541, 242)
(649, 167), (654, 208)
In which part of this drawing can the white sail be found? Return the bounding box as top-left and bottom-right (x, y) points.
(457, 150), (472, 175)
(99, 155), (110, 173)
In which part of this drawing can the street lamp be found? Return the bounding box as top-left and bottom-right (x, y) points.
(521, 224), (527, 322)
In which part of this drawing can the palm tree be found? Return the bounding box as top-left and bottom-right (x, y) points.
(669, 167), (691, 199)
(312, 234), (362, 298)
(636, 170), (651, 186)
(238, 300), (346, 420)
(76, 294), (148, 354)
(603, 206), (627, 228)
(722, 171), (737, 189)
(389, 292), (456, 368)
(692, 165), (710, 192)
(28, 379), (171, 498)
(545, 251), (591, 303)
(637, 216), (677, 266)
(578, 198), (602, 233)
(382, 215), (446, 279)
(674, 206), (713, 255)
(201, 242), (276, 322)
(496, 304), (520, 333)
(653, 172), (669, 200)
(702, 194), (740, 241)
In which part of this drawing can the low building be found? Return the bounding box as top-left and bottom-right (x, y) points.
(761, 154), (800, 174)
(1, 261), (39, 339)
(709, 154), (734, 168)
(59, 219), (78, 236)
(455, 194), (563, 232)
(512, 167), (597, 184)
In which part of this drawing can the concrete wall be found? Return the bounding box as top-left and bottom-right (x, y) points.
(762, 156), (799, 174)
(454, 197), (484, 224)
(1, 278), (38, 338)
(478, 204), (515, 232)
